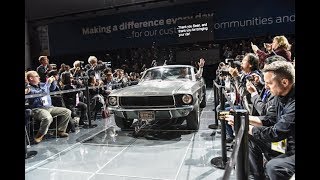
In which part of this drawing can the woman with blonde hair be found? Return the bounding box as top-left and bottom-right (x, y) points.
(251, 35), (292, 69)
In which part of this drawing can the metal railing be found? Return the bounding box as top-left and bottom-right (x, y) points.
(211, 80), (249, 180)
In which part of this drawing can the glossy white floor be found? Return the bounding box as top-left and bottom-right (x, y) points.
(25, 89), (236, 180)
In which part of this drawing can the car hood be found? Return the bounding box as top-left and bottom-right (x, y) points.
(110, 80), (196, 96)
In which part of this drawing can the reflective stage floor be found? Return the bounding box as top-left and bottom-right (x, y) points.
(25, 89), (236, 180)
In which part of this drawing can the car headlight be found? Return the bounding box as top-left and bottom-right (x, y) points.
(182, 94), (192, 104)
(108, 96), (117, 106)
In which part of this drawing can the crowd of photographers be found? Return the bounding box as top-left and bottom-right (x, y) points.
(215, 35), (295, 180)
(25, 34), (295, 179)
(25, 55), (145, 144)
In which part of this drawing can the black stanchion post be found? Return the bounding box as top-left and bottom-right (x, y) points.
(82, 77), (97, 129)
(215, 81), (220, 106)
(214, 81), (219, 127)
(233, 109), (249, 180)
(211, 85), (230, 169)
(210, 80), (220, 129)
(25, 133), (37, 159)
(219, 86), (228, 164)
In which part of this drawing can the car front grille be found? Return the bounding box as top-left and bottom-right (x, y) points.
(119, 96), (174, 107)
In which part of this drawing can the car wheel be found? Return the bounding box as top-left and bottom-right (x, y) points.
(114, 116), (133, 130)
(186, 105), (200, 130)
(200, 93), (206, 108)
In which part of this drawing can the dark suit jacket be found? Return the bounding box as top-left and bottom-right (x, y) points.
(251, 87), (275, 116)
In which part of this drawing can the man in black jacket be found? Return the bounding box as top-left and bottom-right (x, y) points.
(226, 60), (295, 180)
(246, 55), (287, 116)
(36, 56), (53, 83)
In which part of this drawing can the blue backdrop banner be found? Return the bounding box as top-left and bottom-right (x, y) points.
(48, 0), (294, 56)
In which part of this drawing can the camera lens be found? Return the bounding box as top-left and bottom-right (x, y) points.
(246, 75), (254, 81)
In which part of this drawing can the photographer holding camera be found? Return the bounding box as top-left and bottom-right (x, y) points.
(246, 55), (287, 116)
(228, 53), (262, 114)
(60, 72), (88, 127)
(251, 35), (292, 69)
(36, 56), (53, 83)
(84, 56), (106, 79)
(70, 60), (85, 79)
(216, 61), (236, 86)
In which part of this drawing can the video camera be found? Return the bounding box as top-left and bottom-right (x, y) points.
(219, 67), (231, 76)
(235, 55), (244, 61)
(225, 58), (235, 68)
(217, 58), (234, 76)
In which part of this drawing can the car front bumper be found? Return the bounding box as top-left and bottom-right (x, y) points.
(108, 106), (194, 119)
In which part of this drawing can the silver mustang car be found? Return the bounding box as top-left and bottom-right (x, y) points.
(107, 65), (206, 130)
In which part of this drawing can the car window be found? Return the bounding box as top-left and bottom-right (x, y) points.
(141, 67), (193, 81)
(144, 70), (161, 80)
(176, 67), (192, 80)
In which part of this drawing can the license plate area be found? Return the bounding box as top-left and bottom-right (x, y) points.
(138, 111), (155, 122)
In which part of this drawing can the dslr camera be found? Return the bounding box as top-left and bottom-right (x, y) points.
(246, 74), (255, 82)
(225, 58), (235, 68)
(219, 67), (231, 76)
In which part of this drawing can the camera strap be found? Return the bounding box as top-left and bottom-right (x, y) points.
(271, 50), (277, 56)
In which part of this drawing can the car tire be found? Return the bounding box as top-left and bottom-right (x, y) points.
(114, 116), (133, 130)
(186, 105), (200, 130)
(200, 93), (206, 108)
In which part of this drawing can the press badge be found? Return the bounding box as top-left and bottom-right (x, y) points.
(95, 72), (101, 80)
(271, 139), (287, 154)
(76, 93), (80, 106)
(41, 96), (50, 106)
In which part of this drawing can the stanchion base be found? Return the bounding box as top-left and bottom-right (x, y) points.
(82, 124), (98, 129)
(208, 124), (220, 129)
(211, 156), (230, 169)
(25, 151), (37, 159)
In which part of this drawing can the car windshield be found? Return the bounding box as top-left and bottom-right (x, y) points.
(141, 66), (192, 81)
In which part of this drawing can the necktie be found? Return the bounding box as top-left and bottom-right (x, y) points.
(262, 90), (270, 103)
